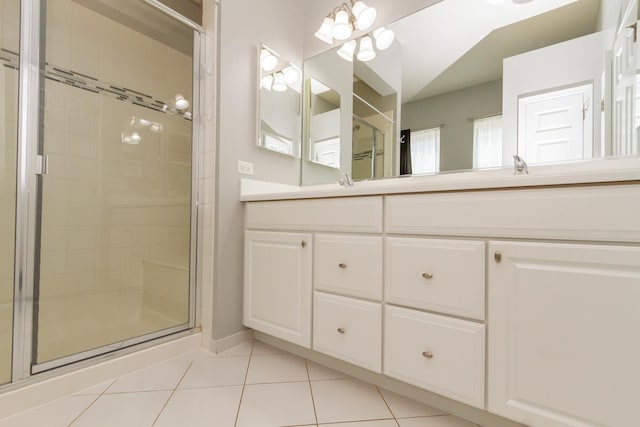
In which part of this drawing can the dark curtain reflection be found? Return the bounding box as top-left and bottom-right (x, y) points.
(400, 129), (412, 175)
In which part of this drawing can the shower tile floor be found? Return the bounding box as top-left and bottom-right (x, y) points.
(0, 341), (480, 427)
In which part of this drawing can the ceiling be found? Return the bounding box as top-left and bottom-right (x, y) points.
(388, 0), (601, 104)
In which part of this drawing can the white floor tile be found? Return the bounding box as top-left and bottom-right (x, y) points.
(154, 386), (243, 427)
(311, 379), (393, 424)
(379, 389), (446, 418)
(215, 340), (254, 357)
(178, 354), (249, 389)
(251, 341), (286, 356)
(245, 353), (308, 384)
(306, 361), (351, 381)
(318, 420), (398, 426)
(70, 391), (171, 427)
(397, 415), (478, 427)
(73, 380), (115, 396)
(236, 382), (316, 427)
(0, 395), (96, 427)
(106, 357), (191, 393)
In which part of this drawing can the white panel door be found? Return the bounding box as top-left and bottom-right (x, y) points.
(518, 84), (592, 164)
(244, 231), (312, 348)
(488, 241), (640, 426)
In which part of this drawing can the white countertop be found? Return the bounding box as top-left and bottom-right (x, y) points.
(240, 157), (640, 201)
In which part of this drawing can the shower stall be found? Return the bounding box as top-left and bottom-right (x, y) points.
(1, 0), (201, 385)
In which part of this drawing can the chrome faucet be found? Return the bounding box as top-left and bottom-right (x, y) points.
(338, 173), (354, 187)
(513, 154), (529, 175)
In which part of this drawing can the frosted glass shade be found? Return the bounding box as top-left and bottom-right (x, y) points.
(260, 49), (278, 72)
(352, 1), (376, 30)
(373, 27), (394, 50)
(272, 72), (287, 91)
(332, 10), (352, 40)
(337, 40), (357, 62)
(356, 36), (376, 62)
(314, 16), (334, 44)
(261, 74), (273, 90)
(283, 66), (300, 85)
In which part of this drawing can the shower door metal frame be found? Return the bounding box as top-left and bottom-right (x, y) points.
(12, 0), (204, 380)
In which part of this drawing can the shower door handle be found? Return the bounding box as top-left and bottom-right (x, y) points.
(35, 154), (49, 175)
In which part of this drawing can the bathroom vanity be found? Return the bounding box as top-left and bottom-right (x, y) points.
(241, 166), (640, 427)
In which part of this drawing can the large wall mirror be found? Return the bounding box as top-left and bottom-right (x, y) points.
(257, 44), (302, 157)
(301, 0), (640, 185)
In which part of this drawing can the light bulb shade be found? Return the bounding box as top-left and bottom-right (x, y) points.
(175, 94), (189, 110)
(352, 1), (376, 31)
(283, 66), (300, 85)
(337, 40), (357, 62)
(130, 132), (141, 143)
(331, 10), (352, 40)
(314, 16), (335, 44)
(357, 36), (376, 62)
(373, 27), (395, 50)
(260, 49), (278, 71)
(272, 72), (287, 91)
(261, 74), (274, 90)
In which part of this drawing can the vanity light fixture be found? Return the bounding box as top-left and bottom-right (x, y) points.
(336, 26), (394, 63)
(356, 35), (376, 61)
(337, 39), (357, 62)
(314, 0), (377, 45)
(260, 47), (278, 71)
(261, 65), (300, 92)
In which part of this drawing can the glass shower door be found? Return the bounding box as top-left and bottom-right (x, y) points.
(0, 0), (20, 384)
(35, 0), (195, 368)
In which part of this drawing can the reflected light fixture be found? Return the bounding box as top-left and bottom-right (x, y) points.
(260, 48), (278, 71)
(174, 94), (189, 111)
(261, 74), (274, 90)
(272, 72), (287, 92)
(283, 66), (301, 85)
(337, 39), (357, 62)
(356, 35), (376, 61)
(315, 0), (377, 45)
(372, 27), (394, 50)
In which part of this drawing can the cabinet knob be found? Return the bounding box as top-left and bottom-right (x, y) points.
(422, 272), (433, 280)
(337, 327), (346, 334)
(301, 240), (307, 248)
(338, 263), (347, 269)
(422, 351), (434, 359)
(494, 251), (502, 263)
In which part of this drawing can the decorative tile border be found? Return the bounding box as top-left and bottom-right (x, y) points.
(0, 48), (191, 120)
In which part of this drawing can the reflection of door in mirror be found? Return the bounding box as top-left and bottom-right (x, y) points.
(257, 44), (302, 158)
(308, 78), (342, 169)
(517, 84), (593, 165)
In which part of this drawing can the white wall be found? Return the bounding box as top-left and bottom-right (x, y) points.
(214, 0), (304, 339)
(401, 80), (502, 172)
(502, 31), (607, 166)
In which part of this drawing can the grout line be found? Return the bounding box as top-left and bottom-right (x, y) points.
(305, 360), (319, 426)
(233, 340), (255, 427)
(150, 360), (194, 426)
(67, 379), (117, 426)
(375, 386), (400, 427)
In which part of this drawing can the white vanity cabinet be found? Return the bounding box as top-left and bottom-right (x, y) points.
(488, 241), (640, 427)
(243, 230), (313, 348)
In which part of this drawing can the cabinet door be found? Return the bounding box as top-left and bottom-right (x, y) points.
(488, 241), (640, 427)
(244, 231), (312, 348)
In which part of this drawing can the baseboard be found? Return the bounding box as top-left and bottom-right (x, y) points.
(0, 332), (202, 419)
(203, 329), (253, 354)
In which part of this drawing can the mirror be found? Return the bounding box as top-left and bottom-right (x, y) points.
(257, 44), (302, 157)
(307, 78), (342, 168)
(301, 0), (638, 185)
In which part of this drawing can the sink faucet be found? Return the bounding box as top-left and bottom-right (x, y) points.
(339, 173), (354, 187)
(513, 154), (529, 175)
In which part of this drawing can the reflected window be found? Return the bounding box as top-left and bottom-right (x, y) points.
(473, 115), (503, 169)
(410, 127), (440, 174)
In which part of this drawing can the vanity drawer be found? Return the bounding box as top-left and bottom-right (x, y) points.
(314, 234), (382, 300)
(384, 305), (485, 408)
(385, 237), (485, 320)
(313, 292), (382, 373)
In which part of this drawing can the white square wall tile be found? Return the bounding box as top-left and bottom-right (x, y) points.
(0, 395), (96, 427)
(379, 388), (447, 418)
(311, 379), (393, 424)
(106, 357), (191, 393)
(178, 354), (249, 389)
(236, 382), (316, 427)
(397, 415), (479, 427)
(245, 353), (308, 384)
(71, 391), (171, 427)
(306, 361), (351, 381)
(153, 386), (242, 427)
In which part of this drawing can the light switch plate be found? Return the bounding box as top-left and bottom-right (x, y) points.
(237, 160), (254, 175)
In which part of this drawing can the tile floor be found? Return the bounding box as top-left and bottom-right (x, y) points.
(0, 341), (480, 427)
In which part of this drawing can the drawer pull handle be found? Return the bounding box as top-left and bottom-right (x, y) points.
(422, 351), (434, 359)
(494, 251), (502, 263)
(301, 240), (307, 248)
(422, 272), (433, 280)
(338, 263), (347, 269)
(337, 327), (346, 334)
